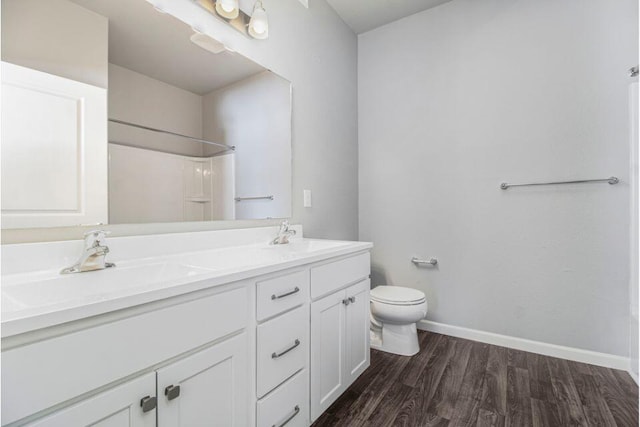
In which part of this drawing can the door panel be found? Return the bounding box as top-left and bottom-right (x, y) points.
(157, 333), (248, 427)
(26, 373), (155, 427)
(1, 61), (108, 229)
(310, 290), (346, 421)
(345, 279), (371, 383)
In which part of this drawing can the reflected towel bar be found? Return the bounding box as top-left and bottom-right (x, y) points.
(109, 119), (235, 152)
(500, 177), (619, 190)
(234, 195), (274, 202)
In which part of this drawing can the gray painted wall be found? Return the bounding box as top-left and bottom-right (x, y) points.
(1, 0), (108, 88)
(203, 71), (292, 220)
(359, 0), (638, 356)
(2, 0), (358, 243)
(109, 63), (205, 156)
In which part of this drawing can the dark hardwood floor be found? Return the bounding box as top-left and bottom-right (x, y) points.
(312, 331), (639, 427)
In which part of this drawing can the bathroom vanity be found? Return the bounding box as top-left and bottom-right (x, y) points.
(1, 226), (372, 426)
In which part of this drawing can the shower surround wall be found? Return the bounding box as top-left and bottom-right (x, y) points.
(359, 0), (638, 361)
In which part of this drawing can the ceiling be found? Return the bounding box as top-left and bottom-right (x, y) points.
(326, 0), (453, 34)
(71, 0), (265, 95)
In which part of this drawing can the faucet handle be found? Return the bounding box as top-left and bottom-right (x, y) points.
(83, 230), (110, 247)
(279, 220), (290, 231)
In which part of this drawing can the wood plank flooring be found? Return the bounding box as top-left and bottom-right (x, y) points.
(312, 331), (639, 427)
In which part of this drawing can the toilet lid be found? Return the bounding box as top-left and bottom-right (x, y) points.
(370, 286), (426, 305)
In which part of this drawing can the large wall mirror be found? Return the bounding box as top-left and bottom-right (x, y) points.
(1, 0), (292, 229)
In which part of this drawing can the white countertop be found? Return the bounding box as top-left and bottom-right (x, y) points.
(1, 236), (371, 338)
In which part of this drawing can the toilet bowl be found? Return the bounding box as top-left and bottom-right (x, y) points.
(370, 286), (427, 356)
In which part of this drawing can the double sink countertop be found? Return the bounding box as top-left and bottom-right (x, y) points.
(2, 232), (372, 338)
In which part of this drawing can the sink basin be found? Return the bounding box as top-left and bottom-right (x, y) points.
(179, 246), (268, 271)
(261, 239), (350, 252)
(180, 239), (352, 270)
(1, 262), (215, 315)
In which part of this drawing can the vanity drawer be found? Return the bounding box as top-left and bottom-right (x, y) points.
(257, 305), (309, 398)
(257, 369), (309, 427)
(2, 286), (247, 425)
(310, 252), (370, 300)
(256, 270), (309, 321)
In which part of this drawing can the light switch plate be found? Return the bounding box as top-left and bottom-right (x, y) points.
(303, 190), (312, 207)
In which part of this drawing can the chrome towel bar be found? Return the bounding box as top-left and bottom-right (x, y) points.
(500, 176), (619, 190)
(234, 195), (274, 201)
(411, 257), (438, 266)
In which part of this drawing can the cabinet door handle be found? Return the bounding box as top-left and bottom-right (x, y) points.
(342, 298), (350, 306)
(140, 396), (157, 413)
(349, 296), (356, 303)
(165, 385), (181, 401)
(272, 405), (300, 427)
(272, 339), (301, 359)
(272, 287), (300, 300)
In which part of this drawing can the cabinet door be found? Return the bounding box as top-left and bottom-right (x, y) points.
(310, 290), (346, 422)
(345, 279), (371, 385)
(157, 333), (248, 427)
(26, 373), (155, 427)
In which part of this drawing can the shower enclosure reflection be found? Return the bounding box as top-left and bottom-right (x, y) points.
(107, 63), (292, 224)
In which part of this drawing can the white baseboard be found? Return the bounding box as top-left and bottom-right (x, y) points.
(629, 368), (639, 385)
(418, 320), (629, 371)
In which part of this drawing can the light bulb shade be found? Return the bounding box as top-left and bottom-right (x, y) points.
(248, 3), (268, 39)
(215, 0), (239, 19)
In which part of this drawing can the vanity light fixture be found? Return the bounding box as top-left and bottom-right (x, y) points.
(248, 0), (269, 40)
(215, 0), (239, 19)
(194, 0), (267, 39)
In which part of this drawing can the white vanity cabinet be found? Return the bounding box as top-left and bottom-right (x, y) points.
(309, 253), (371, 422)
(1, 236), (372, 427)
(255, 270), (311, 427)
(21, 334), (248, 427)
(2, 285), (249, 426)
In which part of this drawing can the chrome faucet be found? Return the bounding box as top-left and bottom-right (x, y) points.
(270, 220), (296, 245)
(60, 230), (116, 274)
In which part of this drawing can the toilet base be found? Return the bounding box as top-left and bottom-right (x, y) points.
(370, 322), (420, 356)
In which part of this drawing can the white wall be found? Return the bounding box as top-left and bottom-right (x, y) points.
(108, 64), (204, 156)
(1, 0), (108, 88)
(2, 0), (358, 243)
(203, 71), (292, 219)
(359, 0), (638, 356)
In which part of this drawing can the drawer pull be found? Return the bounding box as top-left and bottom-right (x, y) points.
(273, 405), (300, 427)
(165, 385), (181, 401)
(342, 298), (350, 306)
(272, 287), (300, 300)
(349, 296), (356, 303)
(272, 339), (301, 359)
(140, 396), (157, 413)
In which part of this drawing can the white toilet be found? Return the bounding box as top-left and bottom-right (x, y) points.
(370, 286), (428, 356)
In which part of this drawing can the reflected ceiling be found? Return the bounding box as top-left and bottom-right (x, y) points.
(71, 0), (264, 94)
